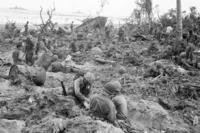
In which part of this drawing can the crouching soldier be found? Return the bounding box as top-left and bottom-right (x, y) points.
(90, 94), (117, 124)
(12, 43), (24, 65)
(89, 80), (128, 124)
(61, 72), (95, 108)
(104, 80), (128, 120)
(25, 36), (35, 66)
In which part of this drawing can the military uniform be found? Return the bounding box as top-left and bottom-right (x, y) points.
(90, 81), (128, 123)
(12, 49), (23, 65)
(66, 72), (95, 107)
(72, 77), (91, 103)
(90, 94), (116, 123)
(118, 28), (125, 42)
(25, 37), (35, 66)
(104, 81), (128, 119)
(112, 95), (128, 120)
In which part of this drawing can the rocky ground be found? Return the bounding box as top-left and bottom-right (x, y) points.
(0, 31), (200, 133)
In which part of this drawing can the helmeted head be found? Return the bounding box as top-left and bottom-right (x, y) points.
(16, 43), (22, 50)
(84, 72), (95, 84)
(103, 80), (121, 95)
(52, 54), (58, 62)
(180, 52), (186, 58)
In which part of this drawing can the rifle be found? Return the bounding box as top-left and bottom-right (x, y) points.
(60, 81), (67, 96)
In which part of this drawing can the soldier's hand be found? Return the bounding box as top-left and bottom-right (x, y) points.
(85, 98), (90, 103)
(83, 101), (90, 109)
(57, 75), (65, 82)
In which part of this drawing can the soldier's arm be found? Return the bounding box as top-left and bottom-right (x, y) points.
(112, 96), (128, 120)
(74, 78), (88, 102)
(18, 51), (25, 62)
(39, 42), (52, 55)
(13, 51), (22, 62)
(107, 102), (116, 123)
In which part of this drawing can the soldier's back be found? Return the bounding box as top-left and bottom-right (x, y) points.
(90, 94), (116, 123)
(112, 95), (128, 119)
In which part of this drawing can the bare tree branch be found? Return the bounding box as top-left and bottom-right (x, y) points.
(40, 7), (45, 25)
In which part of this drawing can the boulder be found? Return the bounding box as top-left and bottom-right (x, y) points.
(128, 99), (189, 133)
(0, 119), (25, 133)
(23, 116), (124, 133)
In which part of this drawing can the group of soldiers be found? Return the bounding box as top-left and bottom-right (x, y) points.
(12, 35), (53, 66)
(11, 22), (129, 128)
(171, 30), (200, 70)
(61, 72), (128, 125)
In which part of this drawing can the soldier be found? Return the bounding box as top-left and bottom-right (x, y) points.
(104, 80), (128, 120)
(90, 94), (117, 123)
(105, 26), (110, 40)
(186, 43), (195, 61)
(61, 72), (95, 108)
(35, 36), (52, 56)
(69, 40), (77, 53)
(25, 36), (35, 66)
(24, 21), (29, 35)
(12, 43), (24, 65)
(70, 21), (74, 33)
(118, 27), (125, 42)
(89, 80), (128, 124)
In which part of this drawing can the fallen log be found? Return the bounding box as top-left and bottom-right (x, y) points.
(132, 34), (150, 41)
(93, 57), (115, 64)
(50, 62), (86, 75)
(9, 65), (46, 86)
(0, 74), (9, 79)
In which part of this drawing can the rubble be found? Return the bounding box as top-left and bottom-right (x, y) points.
(23, 116), (124, 133)
(75, 16), (107, 33)
(1, 6), (200, 133)
(128, 99), (190, 133)
(8, 65), (46, 86)
(0, 119), (25, 133)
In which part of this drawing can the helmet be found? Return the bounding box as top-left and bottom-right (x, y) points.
(180, 52), (186, 58)
(52, 55), (58, 60)
(65, 55), (72, 62)
(104, 80), (121, 95)
(118, 66), (126, 74)
(84, 72), (95, 84)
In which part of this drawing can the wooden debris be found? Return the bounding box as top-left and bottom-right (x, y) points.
(8, 65), (46, 86)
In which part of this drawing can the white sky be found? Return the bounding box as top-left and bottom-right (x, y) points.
(0, 0), (199, 18)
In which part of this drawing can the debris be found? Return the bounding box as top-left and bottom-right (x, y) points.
(75, 17), (107, 32)
(0, 119), (25, 133)
(91, 47), (103, 56)
(118, 66), (126, 75)
(8, 65), (46, 86)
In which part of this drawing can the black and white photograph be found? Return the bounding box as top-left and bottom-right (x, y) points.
(0, 0), (200, 132)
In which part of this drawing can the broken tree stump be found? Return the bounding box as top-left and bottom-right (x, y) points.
(9, 65), (46, 86)
(34, 53), (57, 70)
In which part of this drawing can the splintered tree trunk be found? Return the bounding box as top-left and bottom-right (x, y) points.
(9, 65), (46, 86)
(177, 0), (183, 40)
(34, 53), (54, 70)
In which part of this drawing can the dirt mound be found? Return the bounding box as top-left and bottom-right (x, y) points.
(23, 116), (124, 133)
